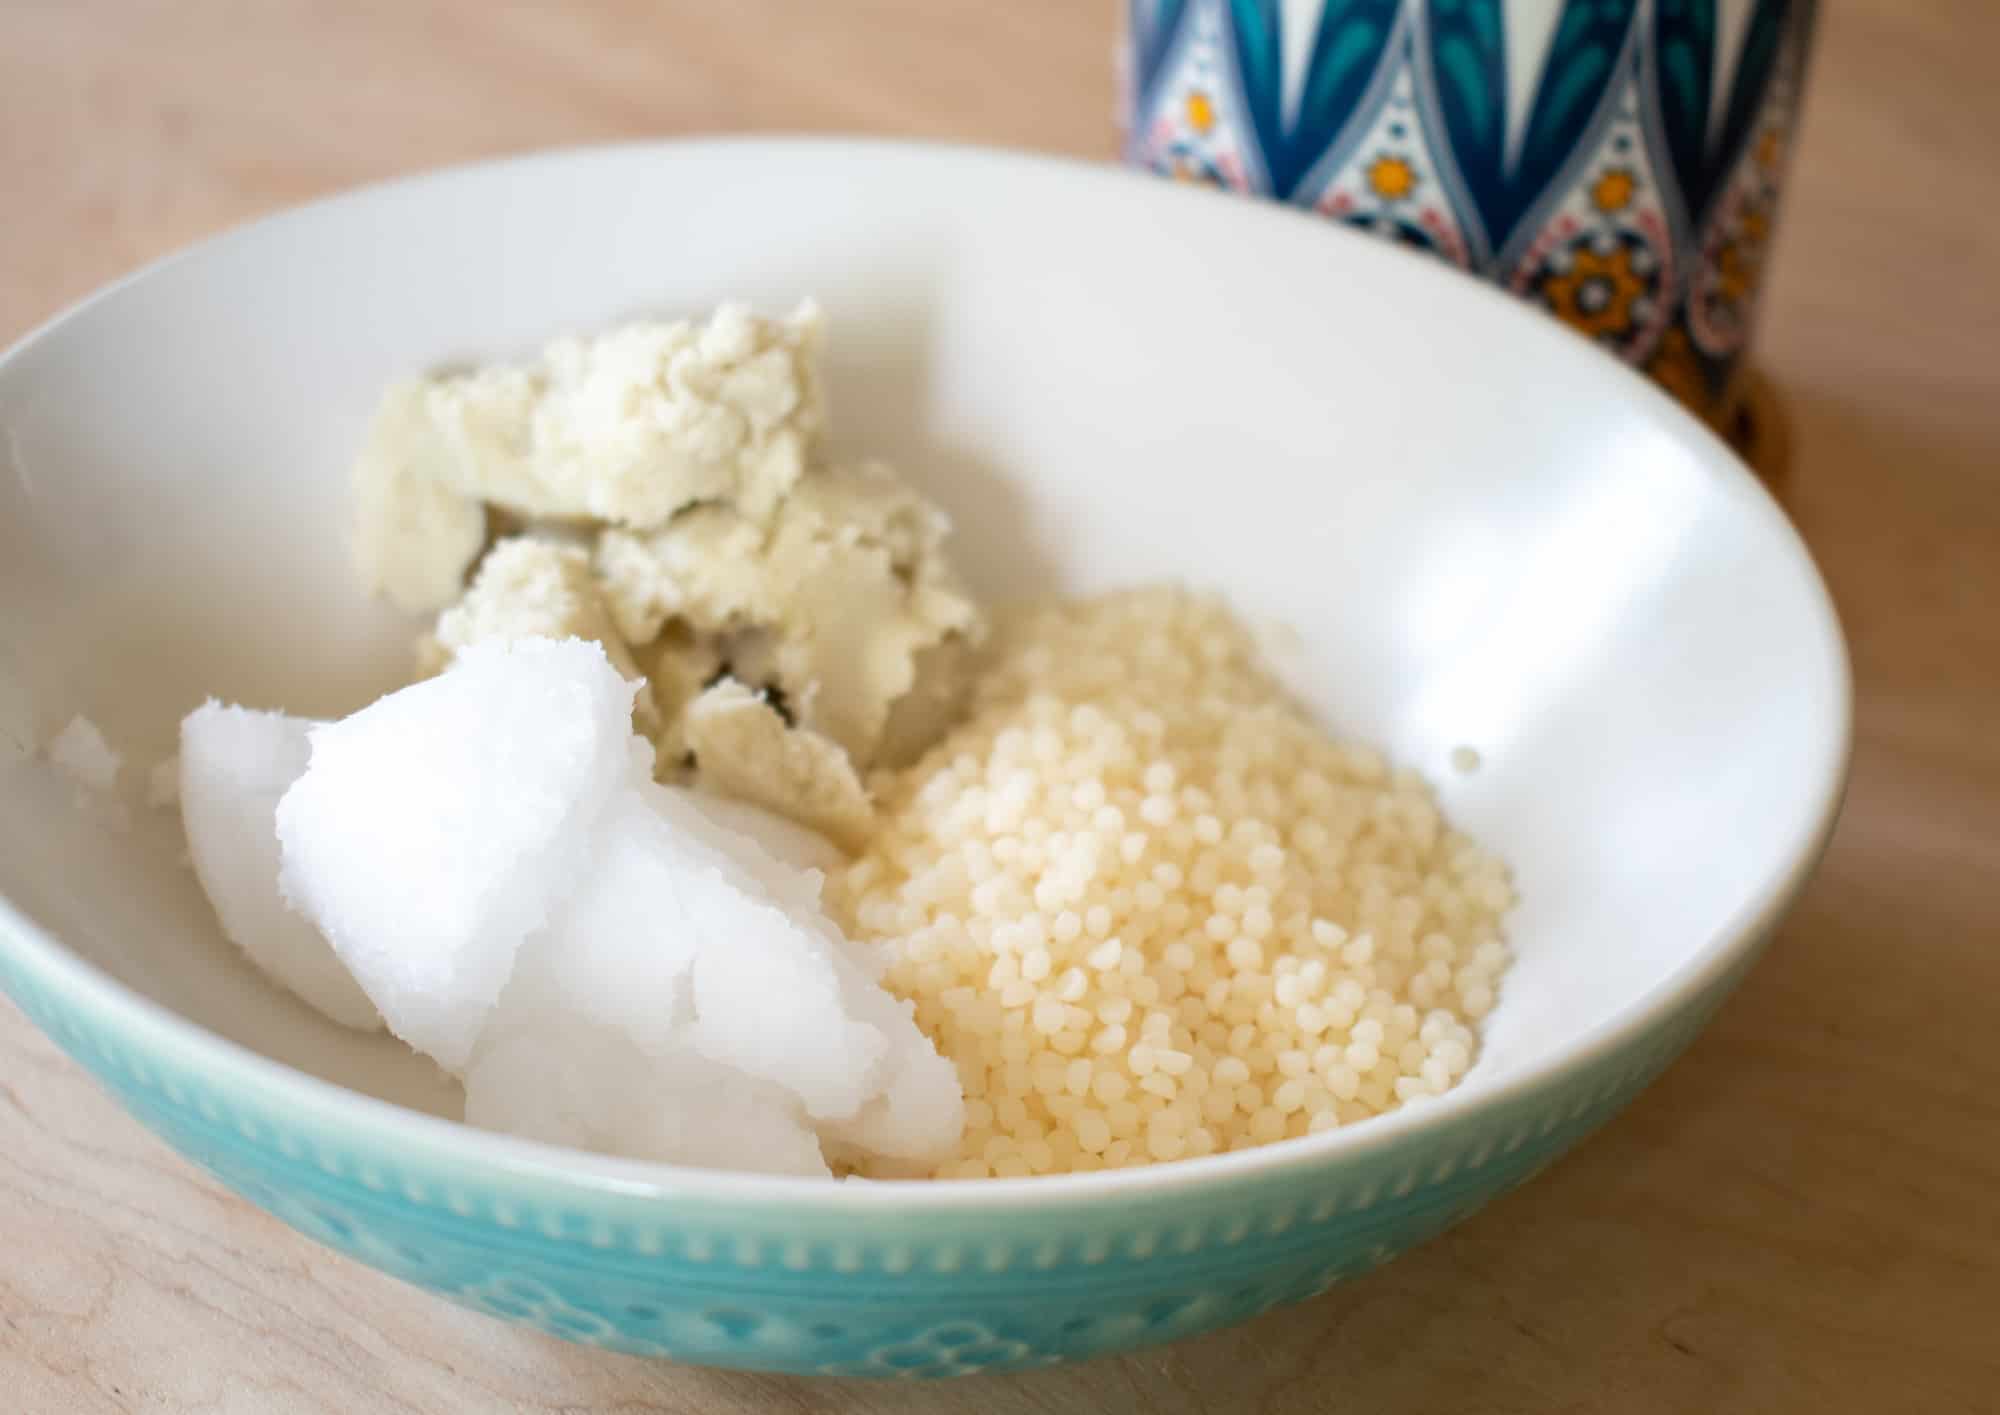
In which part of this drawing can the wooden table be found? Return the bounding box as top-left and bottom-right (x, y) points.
(3, 3), (1995, 1410)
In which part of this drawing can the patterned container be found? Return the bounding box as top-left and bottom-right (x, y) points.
(1123, 0), (1817, 428)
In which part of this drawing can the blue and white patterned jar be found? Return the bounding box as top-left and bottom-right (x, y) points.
(1121, 0), (1817, 429)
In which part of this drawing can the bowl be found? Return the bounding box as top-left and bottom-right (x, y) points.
(0, 138), (1849, 1378)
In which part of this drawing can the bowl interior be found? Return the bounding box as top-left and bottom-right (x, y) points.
(0, 141), (1845, 1129)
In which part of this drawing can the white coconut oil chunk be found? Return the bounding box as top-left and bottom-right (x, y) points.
(270, 634), (962, 1176)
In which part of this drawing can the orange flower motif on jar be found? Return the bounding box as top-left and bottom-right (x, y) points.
(1590, 167), (1637, 213)
(1543, 244), (1646, 340)
(1716, 241), (1760, 304)
(1646, 326), (1710, 413)
(1756, 127), (1784, 173)
(1366, 154), (1417, 202)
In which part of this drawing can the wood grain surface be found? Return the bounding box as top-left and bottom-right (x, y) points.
(4, 2), (1997, 1410)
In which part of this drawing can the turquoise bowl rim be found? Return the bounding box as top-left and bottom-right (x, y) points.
(0, 138), (1853, 1372)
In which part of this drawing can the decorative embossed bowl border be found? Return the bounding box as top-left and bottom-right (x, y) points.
(0, 919), (1800, 1376)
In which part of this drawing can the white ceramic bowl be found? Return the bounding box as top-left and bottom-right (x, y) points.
(0, 139), (1848, 1377)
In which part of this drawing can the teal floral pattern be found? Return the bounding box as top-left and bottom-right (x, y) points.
(1225, 0), (1404, 196)
(1303, 38), (1475, 266)
(1126, 0), (1817, 419)
(1426, 0), (1639, 261)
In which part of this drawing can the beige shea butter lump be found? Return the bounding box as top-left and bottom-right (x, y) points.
(351, 303), (983, 838)
(596, 459), (983, 763)
(420, 536), (659, 729)
(355, 301), (827, 613)
(830, 588), (1515, 1179)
